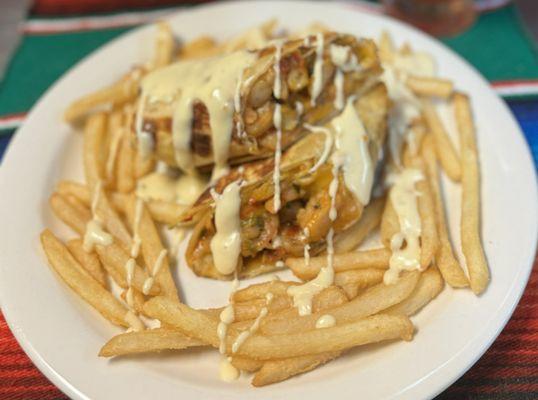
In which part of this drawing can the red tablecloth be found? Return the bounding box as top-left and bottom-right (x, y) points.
(1, 258), (536, 399)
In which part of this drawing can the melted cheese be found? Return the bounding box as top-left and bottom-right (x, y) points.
(381, 50), (434, 166)
(231, 292), (273, 354)
(125, 258), (135, 286)
(210, 181), (242, 275)
(333, 68), (345, 110)
(315, 314), (336, 329)
(331, 98), (374, 206)
(311, 33), (325, 105)
(139, 51), (257, 176)
(328, 155), (343, 221)
(219, 357), (240, 382)
(83, 220), (113, 252)
(136, 172), (207, 205)
(287, 263), (334, 316)
(142, 249), (168, 295)
(304, 123), (334, 173)
(384, 169), (423, 284)
(273, 41), (283, 99)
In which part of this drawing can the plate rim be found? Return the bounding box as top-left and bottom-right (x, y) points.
(0, 1), (537, 399)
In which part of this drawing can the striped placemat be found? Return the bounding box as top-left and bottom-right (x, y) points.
(0, 1), (537, 399)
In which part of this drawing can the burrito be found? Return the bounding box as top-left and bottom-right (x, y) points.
(181, 82), (389, 279)
(132, 32), (382, 178)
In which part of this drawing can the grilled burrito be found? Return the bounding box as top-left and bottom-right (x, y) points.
(132, 32), (382, 178)
(181, 82), (389, 279)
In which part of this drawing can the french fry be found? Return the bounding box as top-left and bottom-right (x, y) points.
(333, 195), (385, 253)
(422, 136), (469, 287)
(153, 22), (175, 68)
(231, 357), (263, 373)
(232, 280), (299, 303)
(258, 271), (419, 335)
(340, 283), (360, 300)
(386, 267), (444, 316)
(286, 248), (390, 281)
(143, 297), (414, 360)
(134, 151), (155, 180)
(407, 76), (453, 99)
(232, 286), (348, 330)
(179, 36), (219, 60)
(380, 199), (399, 249)
(422, 101), (462, 182)
(453, 93), (489, 295)
(104, 110), (124, 188)
(252, 351), (341, 387)
(140, 200), (187, 226)
(56, 181), (188, 226)
(66, 239), (107, 287)
(413, 157), (439, 269)
(120, 288), (146, 315)
(378, 30), (395, 63)
(64, 71), (141, 123)
(99, 328), (204, 357)
(92, 183), (132, 250)
(83, 113), (107, 189)
(124, 196), (179, 302)
(95, 242), (160, 295)
(334, 269), (385, 289)
(41, 230), (128, 327)
(50, 193), (91, 234)
(50, 191), (158, 295)
(116, 133), (136, 193)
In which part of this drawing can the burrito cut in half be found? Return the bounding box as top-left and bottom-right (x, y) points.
(181, 82), (389, 279)
(132, 32), (382, 179)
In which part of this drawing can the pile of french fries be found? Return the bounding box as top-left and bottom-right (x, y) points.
(40, 22), (489, 387)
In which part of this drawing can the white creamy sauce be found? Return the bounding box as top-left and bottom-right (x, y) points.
(142, 249), (168, 295)
(125, 258), (135, 285)
(295, 101), (304, 117)
(231, 292), (273, 354)
(333, 69), (345, 110)
(381, 50), (434, 166)
(219, 357), (240, 382)
(273, 41), (283, 99)
(328, 154), (343, 222)
(311, 33), (325, 106)
(304, 243), (311, 266)
(315, 314), (336, 329)
(124, 310), (145, 332)
(83, 182), (113, 252)
(139, 51), (257, 176)
(331, 98), (374, 206)
(304, 123), (334, 173)
(272, 103), (283, 212)
(136, 171), (207, 205)
(384, 168), (423, 284)
(217, 278), (240, 381)
(83, 220), (113, 252)
(210, 181), (242, 275)
(287, 263), (334, 316)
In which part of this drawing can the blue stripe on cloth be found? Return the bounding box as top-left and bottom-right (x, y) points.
(0, 131), (14, 163)
(0, 101), (536, 168)
(507, 101), (538, 167)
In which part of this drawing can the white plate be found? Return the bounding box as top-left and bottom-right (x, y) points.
(0, 1), (536, 399)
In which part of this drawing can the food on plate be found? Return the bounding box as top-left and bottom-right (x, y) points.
(40, 20), (489, 387)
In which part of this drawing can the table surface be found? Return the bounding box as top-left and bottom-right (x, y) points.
(0, 1), (537, 399)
